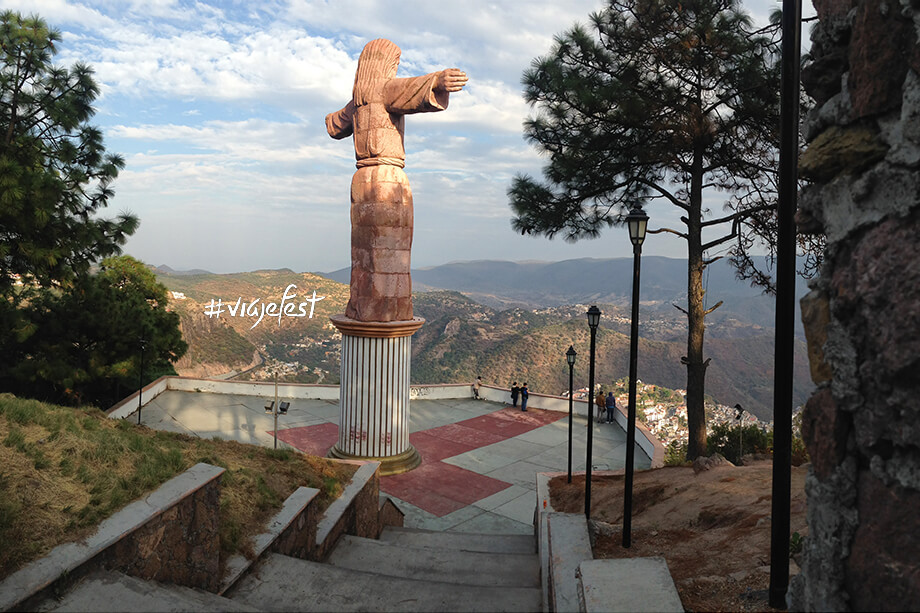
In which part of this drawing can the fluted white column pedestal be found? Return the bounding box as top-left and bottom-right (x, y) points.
(328, 315), (424, 475)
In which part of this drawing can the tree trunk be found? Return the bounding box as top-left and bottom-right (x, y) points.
(685, 144), (708, 461)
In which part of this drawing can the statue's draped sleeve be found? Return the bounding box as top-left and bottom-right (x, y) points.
(383, 73), (449, 115)
(326, 100), (355, 139)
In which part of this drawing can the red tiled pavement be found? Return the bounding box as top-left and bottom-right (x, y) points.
(381, 461), (511, 516)
(408, 430), (477, 462)
(273, 406), (565, 517)
(273, 422), (338, 457)
(462, 406), (565, 437)
(416, 422), (506, 449)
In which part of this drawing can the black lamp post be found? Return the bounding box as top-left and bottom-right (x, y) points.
(137, 339), (147, 425)
(623, 206), (648, 548)
(566, 345), (577, 484)
(735, 404), (745, 462)
(584, 305), (601, 519)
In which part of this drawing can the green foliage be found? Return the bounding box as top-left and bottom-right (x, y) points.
(323, 476), (339, 498)
(264, 448), (293, 462)
(5, 256), (187, 407)
(3, 428), (26, 452)
(706, 422), (773, 464)
(0, 471), (19, 537)
(705, 416), (809, 466)
(664, 440), (688, 466)
(0, 11), (137, 297)
(508, 0), (783, 462)
(0, 12), (148, 405)
(791, 410), (810, 466)
(509, 0), (779, 242)
(790, 531), (803, 556)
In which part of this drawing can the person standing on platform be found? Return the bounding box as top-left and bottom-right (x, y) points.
(595, 390), (606, 423)
(606, 391), (618, 425)
(521, 383), (529, 412)
(511, 381), (520, 407)
(472, 376), (482, 400)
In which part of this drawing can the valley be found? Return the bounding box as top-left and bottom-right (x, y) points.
(156, 258), (814, 422)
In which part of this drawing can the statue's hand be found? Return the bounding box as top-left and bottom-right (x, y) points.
(435, 68), (468, 93)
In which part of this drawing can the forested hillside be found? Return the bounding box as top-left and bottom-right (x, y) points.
(157, 267), (812, 420)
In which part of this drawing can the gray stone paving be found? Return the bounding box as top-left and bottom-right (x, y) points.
(138, 389), (651, 533)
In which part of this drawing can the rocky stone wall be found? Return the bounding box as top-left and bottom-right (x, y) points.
(793, 1), (920, 610)
(102, 468), (223, 592)
(310, 462), (382, 561)
(271, 490), (320, 561)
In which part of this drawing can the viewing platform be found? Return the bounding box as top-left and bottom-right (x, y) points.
(110, 377), (662, 533)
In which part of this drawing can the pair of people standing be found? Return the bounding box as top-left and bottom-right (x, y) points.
(598, 391), (618, 424)
(511, 381), (529, 411)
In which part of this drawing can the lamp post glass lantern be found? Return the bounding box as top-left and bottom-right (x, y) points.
(566, 345), (577, 484)
(627, 206), (649, 248)
(585, 306), (601, 519)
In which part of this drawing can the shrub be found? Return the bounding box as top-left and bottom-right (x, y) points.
(706, 422), (772, 464)
(664, 440), (688, 466)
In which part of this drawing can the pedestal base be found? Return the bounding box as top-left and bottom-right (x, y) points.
(330, 315), (424, 475)
(328, 444), (421, 476)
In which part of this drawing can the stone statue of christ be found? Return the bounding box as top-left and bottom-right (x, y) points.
(326, 38), (468, 322)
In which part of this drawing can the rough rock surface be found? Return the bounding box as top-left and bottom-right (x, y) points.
(792, 1), (920, 609)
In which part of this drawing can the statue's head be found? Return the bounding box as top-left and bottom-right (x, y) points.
(353, 38), (401, 106)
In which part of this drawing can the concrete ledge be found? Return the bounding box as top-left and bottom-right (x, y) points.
(109, 377), (665, 468)
(0, 463), (224, 612)
(546, 513), (593, 613)
(536, 471), (562, 612)
(578, 557), (683, 612)
(410, 382), (473, 400)
(313, 461), (380, 561)
(538, 509), (551, 612)
(219, 486), (320, 595)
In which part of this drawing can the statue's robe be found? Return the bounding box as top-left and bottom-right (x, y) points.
(327, 73), (450, 322)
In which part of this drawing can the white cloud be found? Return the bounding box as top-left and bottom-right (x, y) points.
(9, 0), (800, 272)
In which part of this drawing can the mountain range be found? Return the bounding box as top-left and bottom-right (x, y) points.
(154, 257), (814, 421)
(324, 256), (808, 338)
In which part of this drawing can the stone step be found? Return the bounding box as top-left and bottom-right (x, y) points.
(326, 534), (540, 587)
(226, 552), (542, 612)
(378, 525), (536, 555)
(35, 569), (259, 612)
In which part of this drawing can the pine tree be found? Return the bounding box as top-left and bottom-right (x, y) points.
(0, 11), (137, 299)
(509, 0), (781, 459)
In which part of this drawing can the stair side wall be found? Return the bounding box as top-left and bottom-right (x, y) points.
(100, 470), (223, 591)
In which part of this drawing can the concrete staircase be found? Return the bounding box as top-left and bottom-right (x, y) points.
(35, 527), (541, 612)
(33, 569), (258, 612)
(225, 526), (542, 612)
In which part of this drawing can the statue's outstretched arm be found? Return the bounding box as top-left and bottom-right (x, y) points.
(385, 69), (468, 115)
(326, 100), (355, 139)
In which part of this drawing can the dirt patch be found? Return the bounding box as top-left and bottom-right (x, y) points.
(549, 459), (808, 612)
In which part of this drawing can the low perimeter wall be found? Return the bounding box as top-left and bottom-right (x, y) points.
(109, 376), (664, 467)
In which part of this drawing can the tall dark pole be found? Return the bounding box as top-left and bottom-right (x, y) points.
(770, 0), (801, 607)
(137, 339), (147, 425)
(623, 240), (643, 548)
(584, 306), (600, 519)
(567, 345), (577, 483)
(273, 370), (279, 450)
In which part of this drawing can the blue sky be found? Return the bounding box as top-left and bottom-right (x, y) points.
(10, 0), (812, 273)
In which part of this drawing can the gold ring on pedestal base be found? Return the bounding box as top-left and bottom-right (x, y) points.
(328, 444), (422, 476)
(329, 315), (425, 338)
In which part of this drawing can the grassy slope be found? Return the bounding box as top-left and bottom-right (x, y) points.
(0, 394), (356, 579)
